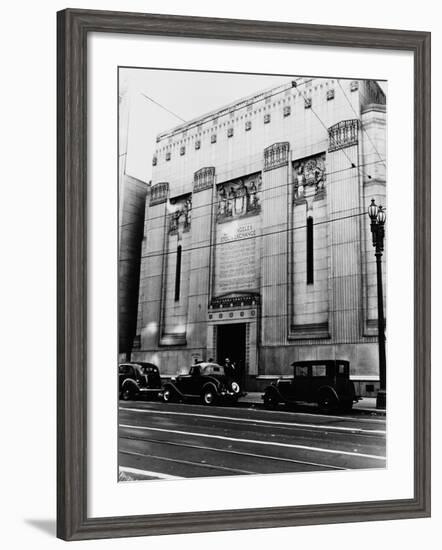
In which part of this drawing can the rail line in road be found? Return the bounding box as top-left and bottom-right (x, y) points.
(118, 402), (386, 479)
(119, 406), (386, 436)
(119, 465), (184, 480)
(120, 433), (348, 471)
(120, 423), (386, 460)
(121, 448), (257, 475)
(119, 401), (387, 424)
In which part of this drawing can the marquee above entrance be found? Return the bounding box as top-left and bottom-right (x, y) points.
(210, 292), (260, 310)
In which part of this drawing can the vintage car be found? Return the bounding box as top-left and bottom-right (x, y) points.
(262, 360), (359, 412)
(118, 362), (162, 401)
(161, 362), (242, 405)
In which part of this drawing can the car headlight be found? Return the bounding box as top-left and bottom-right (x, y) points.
(231, 382), (240, 393)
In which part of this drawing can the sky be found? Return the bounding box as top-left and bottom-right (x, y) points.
(120, 67), (386, 184)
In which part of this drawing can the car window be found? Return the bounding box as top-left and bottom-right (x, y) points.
(125, 366), (135, 376)
(337, 363), (347, 375)
(312, 365), (327, 377)
(140, 366), (157, 374)
(203, 365), (225, 375)
(295, 366), (309, 377)
(119, 365), (132, 375)
(189, 366), (201, 376)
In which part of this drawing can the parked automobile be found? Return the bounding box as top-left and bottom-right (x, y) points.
(262, 360), (359, 412)
(161, 362), (242, 405)
(118, 362), (162, 401)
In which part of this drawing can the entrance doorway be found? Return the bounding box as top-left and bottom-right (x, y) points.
(216, 323), (247, 389)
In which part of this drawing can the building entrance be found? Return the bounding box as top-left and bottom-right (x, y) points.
(216, 323), (247, 390)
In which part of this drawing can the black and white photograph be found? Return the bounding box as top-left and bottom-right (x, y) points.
(117, 68), (387, 481)
(0, 0), (436, 546)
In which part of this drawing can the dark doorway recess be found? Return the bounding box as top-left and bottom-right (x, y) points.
(216, 323), (246, 390)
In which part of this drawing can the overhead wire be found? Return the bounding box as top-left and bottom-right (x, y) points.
(123, 77), (386, 337)
(119, 206), (372, 263)
(119, 158), (385, 230)
(122, 78), (385, 231)
(139, 92), (187, 123)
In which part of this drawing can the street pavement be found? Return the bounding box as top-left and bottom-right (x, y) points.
(118, 400), (386, 480)
(237, 392), (386, 415)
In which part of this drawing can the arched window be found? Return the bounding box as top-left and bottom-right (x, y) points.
(307, 217), (314, 285)
(174, 245), (182, 301)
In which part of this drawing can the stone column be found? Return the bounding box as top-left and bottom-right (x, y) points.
(260, 143), (290, 371)
(135, 182), (169, 353)
(326, 120), (362, 345)
(361, 105), (387, 335)
(187, 167), (216, 358)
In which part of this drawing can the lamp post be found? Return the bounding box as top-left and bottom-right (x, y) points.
(368, 198), (386, 409)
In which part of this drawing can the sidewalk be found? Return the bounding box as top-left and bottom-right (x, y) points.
(238, 393), (386, 416)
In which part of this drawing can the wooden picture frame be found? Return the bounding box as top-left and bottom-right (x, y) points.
(57, 8), (431, 541)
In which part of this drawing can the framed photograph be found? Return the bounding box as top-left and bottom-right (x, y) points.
(57, 8), (431, 541)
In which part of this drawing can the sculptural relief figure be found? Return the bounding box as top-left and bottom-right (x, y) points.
(294, 156), (326, 200)
(226, 187), (235, 217)
(169, 211), (179, 233)
(183, 198), (192, 227)
(169, 197), (192, 235)
(304, 159), (325, 192)
(216, 174), (262, 220)
(218, 186), (227, 216)
(295, 163), (305, 199)
(234, 179), (247, 215)
(249, 180), (258, 210)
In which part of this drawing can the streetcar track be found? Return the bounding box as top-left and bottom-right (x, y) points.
(120, 434), (348, 470)
(120, 423), (387, 461)
(119, 406), (385, 436)
(119, 448), (257, 476)
(119, 465), (183, 480)
(119, 402), (386, 424)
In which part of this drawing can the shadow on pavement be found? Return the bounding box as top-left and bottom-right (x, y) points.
(24, 519), (56, 536)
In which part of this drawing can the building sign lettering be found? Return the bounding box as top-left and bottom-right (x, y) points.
(214, 220), (260, 295)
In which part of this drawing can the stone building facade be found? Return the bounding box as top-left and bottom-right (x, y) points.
(130, 77), (386, 395)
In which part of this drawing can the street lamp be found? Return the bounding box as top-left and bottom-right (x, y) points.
(368, 198), (386, 409)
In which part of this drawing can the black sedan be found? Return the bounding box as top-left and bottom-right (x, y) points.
(161, 362), (242, 405)
(262, 360), (359, 412)
(118, 362), (162, 401)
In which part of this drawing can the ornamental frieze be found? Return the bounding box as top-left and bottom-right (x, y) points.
(263, 142), (290, 171)
(328, 119), (359, 152)
(209, 293), (260, 310)
(293, 153), (326, 202)
(193, 166), (215, 192)
(149, 182), (169, 206)
(217, 173), (261, 222)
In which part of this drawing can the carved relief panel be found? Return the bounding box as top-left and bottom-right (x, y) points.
(216, 173), (262, 222)
(169, 194), (192, 238)
(293, 153), (326, 203)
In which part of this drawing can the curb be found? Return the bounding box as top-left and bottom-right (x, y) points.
(353, 407), (386, 416)
(237, 398), (386, 416)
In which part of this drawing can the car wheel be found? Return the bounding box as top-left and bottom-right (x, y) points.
(162, 388), (174, 403)
(318, 392), (338, 412)
(340, 399), (353, 413)
(122, 386), (135, 401)
(203, 389), (216, 406)
(263, 393), (278, 409)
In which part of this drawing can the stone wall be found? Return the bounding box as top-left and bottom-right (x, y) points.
(130, 78), (386, 392)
